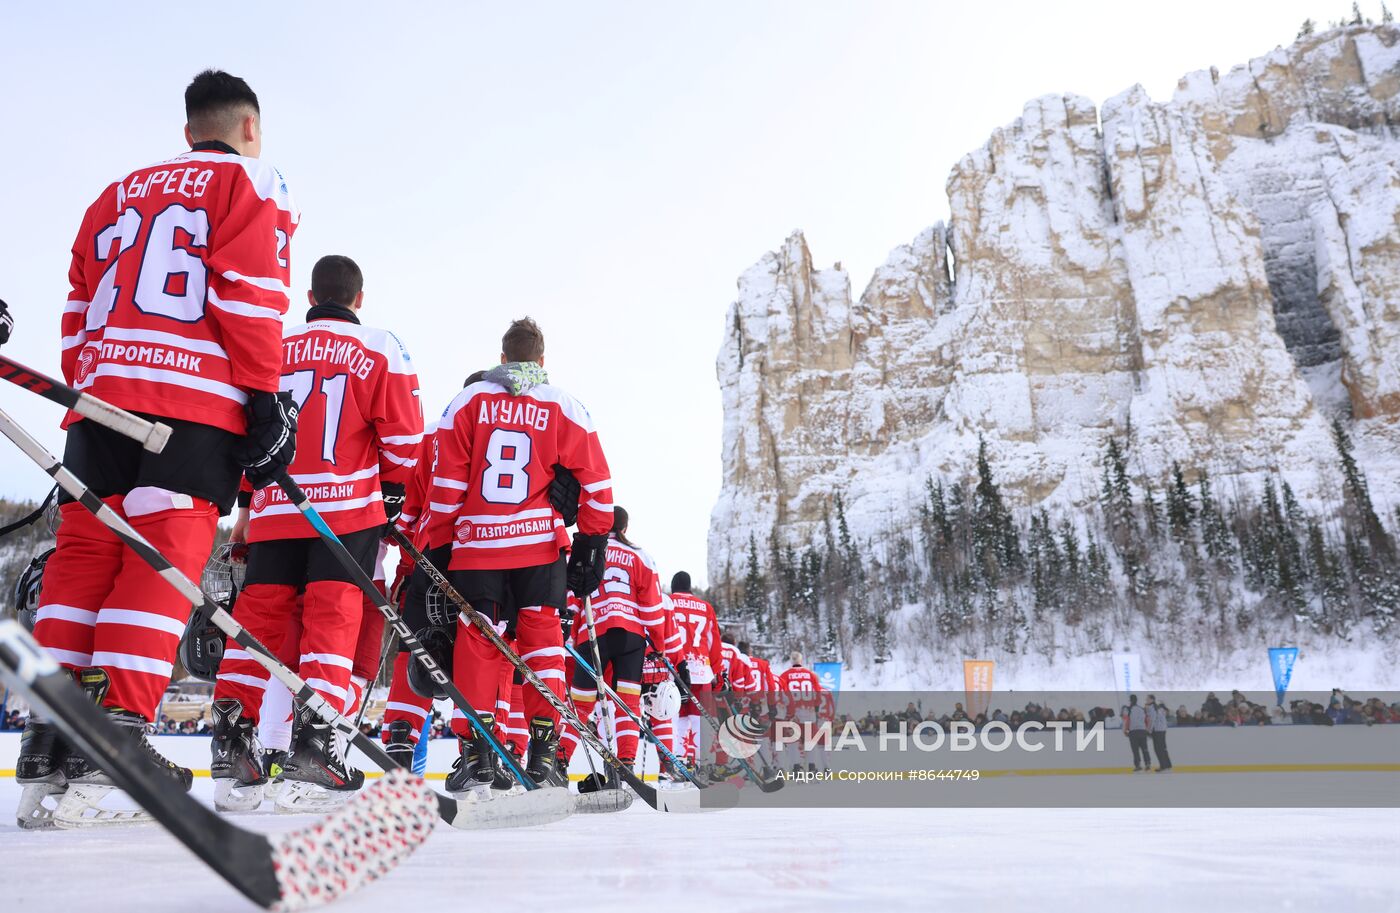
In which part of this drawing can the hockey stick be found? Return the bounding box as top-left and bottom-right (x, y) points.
(579, 596), (618, 778)
(0, 417), (438, 909)
(0, 621), (435, 911)
(0, 406), (567, 832)
(645, 635), (784, 793)
(388, 527), (735, 814)
(0, 352), (171, 453)
(270, 475), (560, 800)
(565, 640), (705, 788)
(718, 690), (784, 778)
(578, 595), (702, 788)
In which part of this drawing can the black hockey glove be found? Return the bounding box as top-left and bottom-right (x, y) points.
(381, 480), (407, 524)
(673, 657), (691, 692)
(234, 391), (298, 490)
(565, 532), (608, 597)
(0, 298), (12, 345)
(549, 463), (580, 527)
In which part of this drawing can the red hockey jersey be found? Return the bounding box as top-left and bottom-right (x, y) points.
(586, 536), (665, 639)
(246, 317), (422, 541)
(747, 655), (778, 695)
(424, 374), (613, 570)
(641, 593), (686, 684)
(395, 422), (437, 540)
(718, 642), (754, 691)
(63, 148), (299, 435)
(670, 591), (721, 686)
(778, 665), (823, 711)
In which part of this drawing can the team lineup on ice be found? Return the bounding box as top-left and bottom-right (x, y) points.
(1, 6), (1398, 913)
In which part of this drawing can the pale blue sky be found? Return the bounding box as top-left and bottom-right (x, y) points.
(0, 1), (1344, 584)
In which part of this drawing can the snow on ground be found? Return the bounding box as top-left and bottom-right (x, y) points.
(0, 778), (1395, 913)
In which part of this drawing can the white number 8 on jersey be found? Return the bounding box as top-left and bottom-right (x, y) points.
(481, 428), (532, 504)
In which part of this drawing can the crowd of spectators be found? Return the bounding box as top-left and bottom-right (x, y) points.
(3, 690), (1397, 734)
(839, 688), (1400, 733)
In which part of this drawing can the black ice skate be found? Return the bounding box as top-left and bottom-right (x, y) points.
(384, 719), (416, 770)
(444, 716), (499, 799)
(275, 702), (364, 813)
(524, 717), (565, 787)
(56, 668), (192, 827)
(492, 746), (525, 795)
(15, 715), (70, 829)
(210, 698), (267, 812)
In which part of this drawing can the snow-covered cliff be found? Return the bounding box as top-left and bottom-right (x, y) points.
(711, 25), (1400, 584)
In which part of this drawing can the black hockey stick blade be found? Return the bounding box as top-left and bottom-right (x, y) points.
(0, 620), (436, 911)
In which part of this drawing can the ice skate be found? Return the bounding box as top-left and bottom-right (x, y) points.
(210, 699), (267, 812)
(15, 716), (69, 829)
(384, 719), (417, 770)
(55, 669), (191, 828)
(275, 703), (363, 813)
(445, 718), (498, 800)
(523, 717), (566, 787)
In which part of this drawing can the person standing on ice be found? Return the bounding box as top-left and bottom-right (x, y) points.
(17, 70), (300, 830)
(560, 506), (667, 782)
(778, 652), (828, 776)
(1123, 694), (1152, 772)
(1148, 695), (1172, 772)
(668, 571), (718, 770)
(208, 254), (422, 812)
(422, 317), (614, 795)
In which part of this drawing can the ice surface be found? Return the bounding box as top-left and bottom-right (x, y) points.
(0, 779), (1394, 912)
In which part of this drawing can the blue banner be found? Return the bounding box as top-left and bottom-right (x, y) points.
(1269, 647), (1298, 707)
(813, 662), (842, 694)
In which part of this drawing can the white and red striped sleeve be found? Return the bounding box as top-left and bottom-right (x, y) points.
(367, 330), (422, 487)
(634, 548), (666, 632)
(421, 389), (474, 549)
(61, 190), (115, 385)
(553, 391), (613, 536)
(204, 158), (299, 394)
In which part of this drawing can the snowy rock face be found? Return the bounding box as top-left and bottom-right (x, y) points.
(710, 25), (1400, 582)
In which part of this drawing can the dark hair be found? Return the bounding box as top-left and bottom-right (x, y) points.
(671, 571), (691, 594)
(737, 640), (751, 654)
(311, 255), (363, 307)
(611, 505), (634, 548)
(502, 317), (545, 362)
(185, 69), (259, 140)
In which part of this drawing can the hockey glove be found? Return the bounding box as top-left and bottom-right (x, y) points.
(674, 658), (692, 692)
(0, 299), (12, 345)
(381, 480), (407, 523)
(549, 463), (580, 527)
(566, 532), (608, 597)
(234, 391), (299, 489)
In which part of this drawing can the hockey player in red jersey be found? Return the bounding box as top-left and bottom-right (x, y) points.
(19, 70), (300, 829)
(641, 592), (686, 778)
(422, 318), (613, 794)
(562, 507), (665, 782)
(669, 572), (720, 770)
(208, 254), (421, 811)
(777, 652), (829, 776)
(377, 370), (490, 770)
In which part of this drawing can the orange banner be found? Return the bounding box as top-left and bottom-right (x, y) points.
(963, 659), (994, 719)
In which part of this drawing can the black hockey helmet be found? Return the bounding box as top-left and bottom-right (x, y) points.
(178, 542), (247, 682)
(11, 547), (54, 632)
(407, 625), (454, 700)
